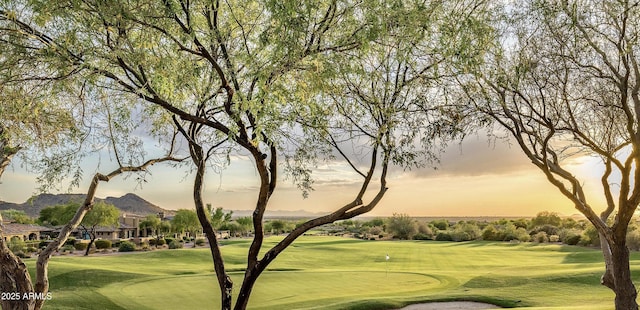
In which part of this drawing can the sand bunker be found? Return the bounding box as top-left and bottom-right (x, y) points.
(397, 301), (501, 310)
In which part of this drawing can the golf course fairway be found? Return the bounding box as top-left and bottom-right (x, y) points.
(25, 236), (639, 309)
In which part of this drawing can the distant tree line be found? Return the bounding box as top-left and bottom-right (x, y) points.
(321, 211), (640, 250)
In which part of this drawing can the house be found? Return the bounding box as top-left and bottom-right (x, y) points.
(65, 213), (143, 241)
(1, 223), (54, 242)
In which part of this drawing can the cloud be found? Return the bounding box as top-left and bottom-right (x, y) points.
(403, 134), (537, 179)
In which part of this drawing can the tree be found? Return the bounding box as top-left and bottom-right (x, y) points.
(462, 1), (640, 308)
(172, 209), (201, 244)
(140, 214), (162, 246)
(1, 210), (34, 224)
(77, 202), (120, 256)
(386, 213), (418, 240)
(235, 217), (253, 237)
(0, 11), (82, 306)
(268, 220), (286, 235)
(38, 204), (77, 226)
(0, 1), (486, 309)
(531, 211), (562, 228)
(209, 205), (233, 230)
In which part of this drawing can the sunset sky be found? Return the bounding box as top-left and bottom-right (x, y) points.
(0, 131), (608, 217)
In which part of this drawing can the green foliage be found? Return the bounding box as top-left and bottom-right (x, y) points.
(171, 209), (200, 236)
(168, 240), (183, 249)
(435, 232), (453, 241)
(1, 209), (34, 224)
(533, 231), (549, 243)
(195, 238), (206, 246)
(363, 218), (384, 227)
(268, 220), (288, 235)
(39, 203), (78, 226)
(209, 205), (233, 230)
(531, 211), (562, 228)
(412, 233), (431, 240)
(451, 222), (481, 241)
(95, 240), (112, 249)
(139, 215), (161, 235)
(481, 225), (500, 241)
(74, 243), (88, 251)
(529, 224), (559, 238)
(82, 201), (120, 230)
(235, 216), (253, 236)
(9, 236), (25, 253)
(580, 225), (600, 247)
(61, 244), (75, 253)
(220, 222), (242, 236)
(430, 219), (449, 231)
(386, 214), (417, 240)
(118, 241), (136, 252)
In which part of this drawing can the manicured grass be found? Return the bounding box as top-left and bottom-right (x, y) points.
(24, 237), (636, 309)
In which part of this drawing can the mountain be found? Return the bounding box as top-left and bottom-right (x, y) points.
(229, 209), (327, 218)
(0, 193), (171, 218)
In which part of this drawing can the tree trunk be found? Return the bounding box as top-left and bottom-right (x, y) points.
(609, 235), (638, 310)
(184, 135), (233, 310)
(599, 234), (615, 290)
(84, 238), (95, 256)
(0, 222), (36, 310)
(234, 267), (263, 310)
(0, 136), (33, 309)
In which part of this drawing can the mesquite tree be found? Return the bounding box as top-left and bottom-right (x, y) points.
(461, 1), (640, 308)
(0, 0), (487, 309)
(0, 25), (185, 308)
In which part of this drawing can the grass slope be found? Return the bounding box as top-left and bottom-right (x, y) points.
(24, 236), (635, 309)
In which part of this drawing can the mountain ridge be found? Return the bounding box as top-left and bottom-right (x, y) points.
(0, 193), (170, 218)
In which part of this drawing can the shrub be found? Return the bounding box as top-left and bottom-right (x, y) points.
(435, 232), (453, 241)
(148, 239), (157, 246)
(25, 246), (37, 253)
(565, 234), (581, 245)
(195, 238), (206, 246)
(74, 243), (88, 251)
(549, 235), (560, 242)
(502, 224), (530, 242)
(430, 219), (449, 231)
(533, 231), (549, 243)
(156, 239), (166, 246)
(481, 225), (501, 241)
(95, 240), (112, 249)
(164, 238), (174, 245)
(64, 238), (75, 246)
(559, 228), (582, 245)
(9, 237), (25, 253)
(417, 223), (433, 236)
(118, 241), (136, 252)
(386, 213), (417, 240)
(15, 251), (30, 259)
(368, 226), (383, 236)
(452, 223), (481, 241)
(413, 233), (431, 240)
(580, 225), (600, 247)
(530, 224), (559, 237)
(169, 240), (183, 249)
(61, 244), (75, 253)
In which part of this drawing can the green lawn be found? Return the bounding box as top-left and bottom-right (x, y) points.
(24, 236), (637, 309)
